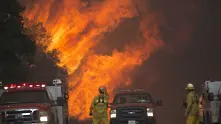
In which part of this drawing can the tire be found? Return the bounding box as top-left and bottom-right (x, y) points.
(66, 116), (69, 124)
(152, 119), (156, 124)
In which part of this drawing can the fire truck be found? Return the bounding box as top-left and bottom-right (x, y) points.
(0, 79), (69, 124)
(109, 89), (162, 124)
(200, 80), (221, 124)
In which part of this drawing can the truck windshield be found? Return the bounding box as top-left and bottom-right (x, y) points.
(113, 93), (152, 104)
(0, 90), (50, 104)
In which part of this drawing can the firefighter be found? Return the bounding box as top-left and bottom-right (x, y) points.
(89, 86), (109, 124)
(185, 83), (200, 124)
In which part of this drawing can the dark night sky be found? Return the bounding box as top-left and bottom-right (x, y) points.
(131, 0), (221, 124)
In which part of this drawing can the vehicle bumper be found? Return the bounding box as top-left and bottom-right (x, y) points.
(110, 117), (156, 124)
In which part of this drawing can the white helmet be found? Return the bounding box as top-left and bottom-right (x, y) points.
(186, 83), (194, 90)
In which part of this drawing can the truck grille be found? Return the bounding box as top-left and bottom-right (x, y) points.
(1, 108), (39, 123)
(117, 107), (145, 119)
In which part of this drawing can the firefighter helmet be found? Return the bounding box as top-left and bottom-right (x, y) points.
(186, 83), (194, 90)
(98, 86), (106, 93)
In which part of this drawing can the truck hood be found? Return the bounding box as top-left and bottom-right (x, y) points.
(110, 103), (154, 109)
(0, 103), (51, 111)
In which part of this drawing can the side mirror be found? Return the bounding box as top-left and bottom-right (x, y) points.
(56, 97), (64, 106)
(155, 100), (163, 106)
(218, 94), (221, 100)
(64, 92), (69, 103)
(208, 93), (214, 101)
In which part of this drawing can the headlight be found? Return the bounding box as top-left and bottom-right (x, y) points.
(147, 108), (153, 117)
(40, 116), (48, 122)
(39, 111), (48, 122)
(110, 109), (116, 118)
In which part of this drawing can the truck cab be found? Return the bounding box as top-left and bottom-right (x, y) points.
(0, 82), (68, 124)
(109, 89), (162, 124)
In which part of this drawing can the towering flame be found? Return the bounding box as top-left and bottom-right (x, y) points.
(21, 0), (164, 120)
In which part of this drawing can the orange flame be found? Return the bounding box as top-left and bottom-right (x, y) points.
(21, 0), (164, 120)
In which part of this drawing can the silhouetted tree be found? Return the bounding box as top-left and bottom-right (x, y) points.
(0, 0), (36, 83)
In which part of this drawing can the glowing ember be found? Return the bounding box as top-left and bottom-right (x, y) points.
(21, 0), (164, 120)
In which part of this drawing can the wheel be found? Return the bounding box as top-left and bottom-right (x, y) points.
(66, 116), (69, 124)
(152, 119), (156, 124)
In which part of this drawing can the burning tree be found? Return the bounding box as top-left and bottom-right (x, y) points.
(24, 20), (68, 85)
(0, 0), (68, 86)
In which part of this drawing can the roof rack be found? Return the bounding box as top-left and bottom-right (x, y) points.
(117, 88), (144, 92)
(119, 89), (132, 92)
(133, 89), (144, 92)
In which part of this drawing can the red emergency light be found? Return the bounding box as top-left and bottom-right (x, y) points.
(4, 83), (46, 90)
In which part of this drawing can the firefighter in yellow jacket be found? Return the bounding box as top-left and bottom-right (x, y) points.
(90, 86), (109, 124)
(185, 83), (200, 124)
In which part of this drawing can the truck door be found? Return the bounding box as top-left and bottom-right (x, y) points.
(46, 88), (58, 123)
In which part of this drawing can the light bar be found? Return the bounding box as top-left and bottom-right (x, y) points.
(10, 84), (16, 89)
(3, 83), (46, 89)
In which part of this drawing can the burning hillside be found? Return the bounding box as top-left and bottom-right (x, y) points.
(20, 0), (164, 120)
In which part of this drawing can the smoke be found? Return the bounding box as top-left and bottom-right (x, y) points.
(129, 0), (201, 83)
(152, 0), (201, 55)
(130, 1), (221, 124)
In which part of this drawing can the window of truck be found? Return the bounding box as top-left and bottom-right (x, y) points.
(113, 93), (152, 104)
(0, 90), (51, 104)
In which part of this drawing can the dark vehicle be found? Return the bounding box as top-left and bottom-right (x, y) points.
(0, 82), (67, 124)
(109, 89), (162, 124)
